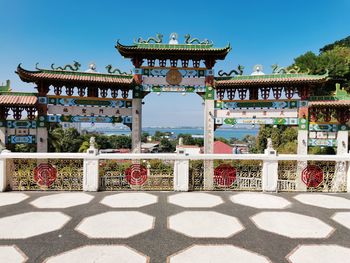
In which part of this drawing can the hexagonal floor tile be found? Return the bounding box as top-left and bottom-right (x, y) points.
(0, 245), (27, 263)
(168, 193), (223, 208)
(0, 212), (70, 239)
(75, 211), (154, 238)
(294, 194), (350, 209)
(0, 193), (28, 207)
(230, 193), (291, 209)
(100, 193), (158, 208)
(251, 212), (333, 238)
(332, 212), (350, 230)
(168, 211), (244, 238)
(288, 244), (350, 263)
(30, 193), (94, 208)
(168, 245), (270, 263)
(44, 245), (148, 263)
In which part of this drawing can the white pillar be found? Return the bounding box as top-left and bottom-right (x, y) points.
(83, 137), (99, 191)
(0, 158), (6, 192)
(174, 159), (189, 191)
(296, 130), (308, 191)
(347, 156), (350, 193)
(0, 149), (10, 192)
(132, 98), (142, 153)
(337, 130), (348, 155)
(204, 99), (214, 190)
(262, 139), (278, 192)
(0, 127), (6, 149)
(37, 127), (48, 153)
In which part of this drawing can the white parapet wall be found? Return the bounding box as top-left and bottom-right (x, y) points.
(0, 150), (349, 192)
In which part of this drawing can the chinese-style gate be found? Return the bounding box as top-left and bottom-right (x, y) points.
(1, 32), (348, 189)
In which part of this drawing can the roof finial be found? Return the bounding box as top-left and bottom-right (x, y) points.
(169, 33), (178, 44)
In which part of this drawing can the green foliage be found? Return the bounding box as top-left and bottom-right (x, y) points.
(255, 125), (297, 154)
(153, 131), (168, 141)
(49, 127), (132, 152)
(49, 127), (83, 152)
(13, 144), (36, 152)
(78, 141), (90, 153)
(292, 39), (350, 94)
(108, 135), (131, 149)
(141, 132), (150, 143)
(177, 133), (204, 146)
(159, 138), (176, 153)
(320, 36), (350, 53)
(308, 146), (336, 155)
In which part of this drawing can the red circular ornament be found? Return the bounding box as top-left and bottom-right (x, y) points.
(125, 164), (147, 185)
(214, 164), (236, 187)
(34, 163), (57, 188)
(301, 165), (324, 188)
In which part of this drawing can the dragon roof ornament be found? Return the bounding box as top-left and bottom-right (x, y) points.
(50, 61), (81, 71)
(217, 65), (245, 77)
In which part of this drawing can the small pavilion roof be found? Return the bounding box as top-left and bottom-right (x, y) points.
(116, 41), (231, 60)
(16, 64), (134, 87)
(215, 73), (329, 88)
(0, 93), (37, 106)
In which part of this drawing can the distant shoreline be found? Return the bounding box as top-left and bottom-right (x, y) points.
(85, 127), (259, 140)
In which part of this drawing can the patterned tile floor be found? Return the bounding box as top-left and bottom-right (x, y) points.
(0, 192), (350, 263)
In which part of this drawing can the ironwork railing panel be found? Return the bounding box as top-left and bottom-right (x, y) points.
(99, 159), (174, 191)
(277, 161), (297, 191)
(9, 159), (83, 191)
(189, 159), (262, 191)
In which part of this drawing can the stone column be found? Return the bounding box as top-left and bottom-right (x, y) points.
(296, 102), (309, 191)
(331, 130), (349, 192)
(131, 98), (142, 153)
(83, 137), (99, 191)
(203, 88), (215, 190)
(0, 127), (6, 149)
(337, 130), (348, 155)
(262, 138), (278, 192)
(174, 158), (189, 191)
(36, 127), (48, 153)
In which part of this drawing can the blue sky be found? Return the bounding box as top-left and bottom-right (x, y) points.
(0, 0), (349, 127)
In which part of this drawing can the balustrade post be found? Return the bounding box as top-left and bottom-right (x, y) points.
(347, 151), (350, 193)
(0, 149), (10, 192)
(296, 130), (308, 191)
(174, 147), (189, 191)
(83, 137), (99, 191)
(262, 139), (278, 192)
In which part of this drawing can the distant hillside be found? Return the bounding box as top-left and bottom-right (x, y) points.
(320, 35), (350, 53)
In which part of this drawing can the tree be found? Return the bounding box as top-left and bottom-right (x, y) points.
(13, 144), (36, 152)
(48, 127), (83, 152)
(320, 36), (350, 53)
(153, 131), (167, 141)
(255, 125), (297, 154)
(78, 141), (90, 153)
(309, 146), (336, 155)
(109, 135), (132, 149)
(159, 138), (175, 153)
(291, 39), (350, 94)
(141, 132), (150, 143)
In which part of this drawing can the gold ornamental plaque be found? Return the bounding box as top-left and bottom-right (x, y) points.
(166, 69), (182, 85)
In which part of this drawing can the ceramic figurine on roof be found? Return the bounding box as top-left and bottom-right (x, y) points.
(251, 64), (265, 75)
(169, 33), (179, 44)
(85, 63), (97, 73)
